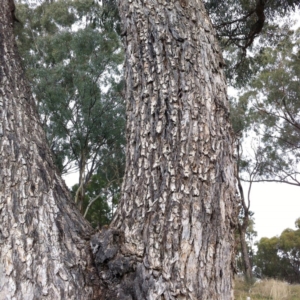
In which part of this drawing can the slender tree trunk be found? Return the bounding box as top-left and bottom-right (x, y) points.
(238, 223), (253, 281)
(237, 142), (253, 282)
(75, 152), (86, 213)
(0, 1), (100, 299)
(92, 0), (239, 299)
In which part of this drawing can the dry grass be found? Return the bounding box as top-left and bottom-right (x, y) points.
(234, 277), (300, 300)
(254, 279), (290, 299)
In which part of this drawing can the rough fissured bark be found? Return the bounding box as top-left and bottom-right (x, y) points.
(0, 1), (100, 299)
(92, 0), (239, 299)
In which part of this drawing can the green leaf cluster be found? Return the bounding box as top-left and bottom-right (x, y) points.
(204, 0), (300, 86)
(236, 28), (300, 185)
(15, 0), (125, 225)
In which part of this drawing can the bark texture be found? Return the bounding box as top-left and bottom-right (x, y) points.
(92, 0), (239, 299)
(0, 1), (100, 299)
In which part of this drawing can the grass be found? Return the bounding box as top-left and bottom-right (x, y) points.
(234, 277), (300, 300)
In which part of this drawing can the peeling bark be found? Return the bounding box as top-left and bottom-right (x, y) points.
(0, 1), (100, 299)
(92, 0), (239, 299)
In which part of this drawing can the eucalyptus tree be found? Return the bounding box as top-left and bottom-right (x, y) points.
(9, 0), (300, 298)
(255, 218), (300, 283)
(204, 0), (300, 86)
(14, 0), (125, 215)
(92, 0), (239, 298)
(4, 1), (299, 299)
(238, 28), (300, 186)
(2, 0), (240, 298)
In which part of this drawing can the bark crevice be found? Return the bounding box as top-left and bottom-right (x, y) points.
(91, 228), (151, 300)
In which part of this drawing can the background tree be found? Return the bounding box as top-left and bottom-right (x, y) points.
(235, 215), (257, 276)
(238, 28), (300, 186)
(232, 31), (300, 279)
(255, 218), (300, 283)
(229, 72), (258, 282)
(204, 0), (300, 86)
(228, 18), (300, 281)
(15, 0), (125, 218)
(71, 154), (123, 227)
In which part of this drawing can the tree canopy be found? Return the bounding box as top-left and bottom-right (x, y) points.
(236, 28), (300, 186)
(205, 0), (300, 86)
(15, 0), (125, 224)
(255, 218), (300, 283)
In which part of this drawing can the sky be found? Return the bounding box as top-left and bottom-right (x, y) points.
(245, 182), (300, 242)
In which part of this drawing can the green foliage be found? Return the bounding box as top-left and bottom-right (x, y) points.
(230, 95), (252, 135)
(83, 140), (124, 227)
(235, 28), (300, 185)
(255, 219), (300, 283)
(204, 0), (300, 86)
(15, 0), (125, 225)
(255, 236), (282, 278)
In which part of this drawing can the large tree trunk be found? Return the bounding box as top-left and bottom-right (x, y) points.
(1, 0), (238, 299)
(0, 1), (100, 299)
(92, 0), (238, 299)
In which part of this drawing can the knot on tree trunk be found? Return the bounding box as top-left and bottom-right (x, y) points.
(91, 228), (151, 299)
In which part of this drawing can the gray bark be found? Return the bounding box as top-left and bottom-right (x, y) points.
(92, 0), (239, 299)
(1, 0), (239, 298)
(0, 1), (100, 299)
